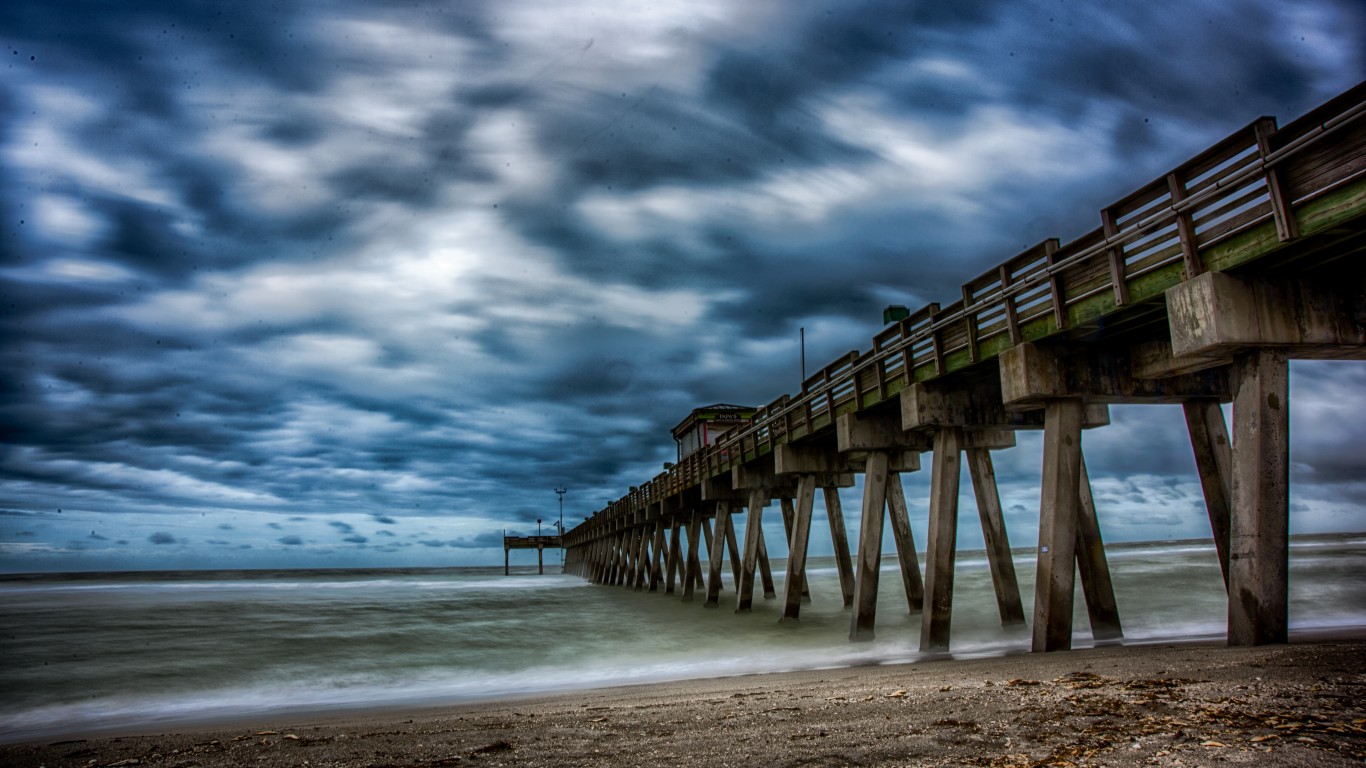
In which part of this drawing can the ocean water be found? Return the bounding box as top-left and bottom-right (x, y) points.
(2, 533), (1363, 743)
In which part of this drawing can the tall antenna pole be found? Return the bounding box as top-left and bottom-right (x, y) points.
(800, 327), (806, 382)
(555, 487), (567, 566)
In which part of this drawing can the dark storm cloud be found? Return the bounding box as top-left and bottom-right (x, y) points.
(148, 532), (176, 545)
(278, 536), (303, 546)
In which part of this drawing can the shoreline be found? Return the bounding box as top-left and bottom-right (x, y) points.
(4, 631), (1363, 767)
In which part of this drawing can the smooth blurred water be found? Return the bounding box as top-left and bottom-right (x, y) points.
(1, 533), (1362, 742)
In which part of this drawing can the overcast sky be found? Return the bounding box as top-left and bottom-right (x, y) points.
(2, 0), (1363, 573)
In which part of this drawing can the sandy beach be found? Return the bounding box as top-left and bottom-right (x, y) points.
(3, 634), (1363, 768)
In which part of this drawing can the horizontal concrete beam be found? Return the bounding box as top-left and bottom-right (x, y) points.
(840, 450), (922, 473)
(837, 411), (930, 452)
(902, 380), (1068, 432)
(961, 429), (1018, 450)
(1001, 341), (1230, 407)
(774, 442), (861, 475)
(1168, 271), (1366, 360)
(700, 474), (744, 503)
(732, 455), (797, 495)
(1130, 339), (1229, 379)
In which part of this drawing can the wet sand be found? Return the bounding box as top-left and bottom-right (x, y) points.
(3, 636), (1363, 767)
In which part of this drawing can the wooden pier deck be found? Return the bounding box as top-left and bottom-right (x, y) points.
(562, 82), (1366, 652)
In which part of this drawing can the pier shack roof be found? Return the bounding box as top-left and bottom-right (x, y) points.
(671, 403), (757, 461)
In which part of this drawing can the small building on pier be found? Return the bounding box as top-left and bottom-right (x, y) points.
(671, 403), (757, 462)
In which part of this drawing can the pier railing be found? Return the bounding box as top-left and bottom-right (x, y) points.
(572, 83), (1366, 540)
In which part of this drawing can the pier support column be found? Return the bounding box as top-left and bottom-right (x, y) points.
(681, 511), (703, 603)
(850, 450), (890, 642)
(737, 488), (767, 613)
(633, 524), (650, 590)
(693, 517), (708, 593)
(774, 442), (858, 615)
(602, 536), (616, 585)
(756, 523), (777, 600)
(665, 519), (681, 594)
(885, 474), (924, 614)
(921, 426), (962, 652)
(780, 475), (817, 623)
(624, 527), (639, 588)
(825, 486), (856, 608)
(967, 447), (1026, 626)
(589, 539), (603, 584)
(1184, 399), (1233, 587)
(779, 496), (810, 604)
(605, 534), (619, 586)
(836, 410), (925, 642)
(1228, 349), (1290, 646)
(616, 530), (630, 587)
(649, 517), (666, 592)
(1077, 457), (1122, 643)
(903, 381), (1029, 641)
(700, 517), (715, 588)
(725, 515), (742, 587)
(705, 501), (732, 608)
(622, 527), (636, 588)
(1033, 399), (1084, 652)
(728, 456), (792, 612)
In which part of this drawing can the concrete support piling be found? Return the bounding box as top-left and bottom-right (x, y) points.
(885, 475), (924, 615)
(1076, 457), (1123, 643)
(1184, 399), (1233, 587)
(1033, 399), (1084, 653)
(967, 447), (1026, 626)
(922, 426), (963, 652)
(705, 501), (731, 608)
(725, 518), (742, 589)
(1228, 349), (1290, 646)
(756, 524), (777, 600)
(682, 512), (702, 603)
(649, 517), (666, 592)
(850, 451), (890, 642)
(737, 489), (766, 613)
(824, 486), (856, 608)
(633, 525), (650, 590)
(779, 496), (810, 603)
(780, 475), (817, 623)
(665, 520), (681, 594)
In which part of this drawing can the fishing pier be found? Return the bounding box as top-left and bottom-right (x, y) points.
(561, 83), (1366, 654)
(503, 534), (563, 575)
